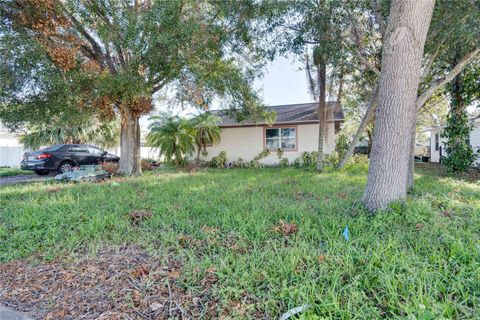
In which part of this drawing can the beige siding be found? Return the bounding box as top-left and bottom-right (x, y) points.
(202, 122), (336, 165)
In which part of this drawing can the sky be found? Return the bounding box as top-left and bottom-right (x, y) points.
(140, 56), (314, 128)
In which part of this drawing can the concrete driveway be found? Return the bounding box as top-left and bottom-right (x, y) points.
(0, 174), (51, 187)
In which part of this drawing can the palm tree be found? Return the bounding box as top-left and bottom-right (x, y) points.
(190, 113), (221, 161)
(20, 120), (119, 150)
(147, 114), (195, 166)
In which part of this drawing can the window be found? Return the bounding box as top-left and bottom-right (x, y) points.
(265, 127), (296, 150)
(434, 133), (439, 151)
(69, 146), (88, 153)
(41, 145), (63, 151)
(87, 146), (104, 155)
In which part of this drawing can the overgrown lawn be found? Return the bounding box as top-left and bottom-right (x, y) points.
(0, 167), (35, 177)
(0, 164), (479, 319)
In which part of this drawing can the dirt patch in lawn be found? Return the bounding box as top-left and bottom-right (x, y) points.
(0, 247), (215, 319)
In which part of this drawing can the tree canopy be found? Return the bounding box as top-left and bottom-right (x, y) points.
(0, 0), (271, 174)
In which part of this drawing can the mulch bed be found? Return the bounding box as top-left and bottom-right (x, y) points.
(0, 247), (215, 319)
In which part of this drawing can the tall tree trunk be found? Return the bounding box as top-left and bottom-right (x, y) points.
(316, 61), (327, 171)
(406, 116), (417, 190)
(337, 84), (379, 169)
(119, 110), (142, 175)
(363, 0), (434, 212)
(366, 128), (373, 156)
(196, 142), (203, 163)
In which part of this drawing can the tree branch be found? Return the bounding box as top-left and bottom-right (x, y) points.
(61, 7), (106, 66)
(416, 48), (479, 110)
(349, 14), (381, 76)
(337, 83), (379, 169)
(420, 38), (446, 82)
(370, 0), (386, 36)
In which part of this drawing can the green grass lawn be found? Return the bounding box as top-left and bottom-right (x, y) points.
(0, 167), (35, 177)
(1, 164), (479, 318)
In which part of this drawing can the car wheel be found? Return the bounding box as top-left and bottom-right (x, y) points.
(34, 170), (49, 175)
(58, 161), (74, 173)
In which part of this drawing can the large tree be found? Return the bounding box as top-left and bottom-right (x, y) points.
(1, 0), (267, 175)
(337, 0), (480, 176)
(363, 0), (435, 211)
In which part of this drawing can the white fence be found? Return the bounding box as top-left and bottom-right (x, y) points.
(0, 146), (25, 167)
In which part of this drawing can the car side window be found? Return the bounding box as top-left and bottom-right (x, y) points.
(87, 147), (104, 155)
(69, 146), (88, 153)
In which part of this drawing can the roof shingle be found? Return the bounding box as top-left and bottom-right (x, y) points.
(213, 102), (343, 127)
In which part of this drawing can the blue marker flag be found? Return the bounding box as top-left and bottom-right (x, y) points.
(343, 225), (349, 241)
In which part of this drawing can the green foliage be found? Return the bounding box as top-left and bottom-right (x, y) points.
(19, 120), (119, 150)
(300, 151), (319, 167)
(248, 159), (263, 169)
(190, 113), (222, 160)
(323, 152), (340, 168)
(234, 158), (245, 168)
(335, 133), (349, 159)
(0, 168), (34, 177)
(1, 0), (274, 166)
(253, 149), (270, 161)
(147, 114), (195, 166)
(279, 158), (289, 168)
(441, 112), (478, 172)
(211, 151), (227, 168)
(291, 157), (302, 168)
(1, 165), (479, 318)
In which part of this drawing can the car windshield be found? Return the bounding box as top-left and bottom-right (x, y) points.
(40, 145), (64, 151)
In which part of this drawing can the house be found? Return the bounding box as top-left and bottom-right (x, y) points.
(425, 115), (480, 166)
(202, 102), (344, 165)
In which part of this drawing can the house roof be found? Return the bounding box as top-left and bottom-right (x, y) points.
(422, 114), (480, 132)
(213, 102), (344, 127)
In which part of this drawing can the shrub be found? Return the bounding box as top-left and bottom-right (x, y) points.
(186, 162), (199, 172)
(253, 149), (270, 161)
(197, 159), (210, 167)
(279, 158), (289, 168)
(300, 151), (312, 166)
(336, 133), (349, 159)
(292, 157), (302, 168)
(234, 158), (245, 168)
(350, 154), (369, 165)
(323, 152), (340, 168)
(211, 151), (227, 168)
(300, 151), (320, 167)
(249, 159), (263, 169)
(310, 151), (319, 165)
(101, 161), (119, 176)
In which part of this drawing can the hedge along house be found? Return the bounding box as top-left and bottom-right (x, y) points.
(201, 102), (344, 165)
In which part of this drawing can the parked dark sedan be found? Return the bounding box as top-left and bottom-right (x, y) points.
(21, 144), (120, 175)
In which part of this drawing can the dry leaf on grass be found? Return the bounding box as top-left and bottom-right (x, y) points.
(128, 210), (152, 225)
(272, 220), (298, 236)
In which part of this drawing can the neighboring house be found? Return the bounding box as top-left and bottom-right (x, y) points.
(202, 102), (344, 165)
(0, 124), (26, 167)
(425, 115), (480, 166)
